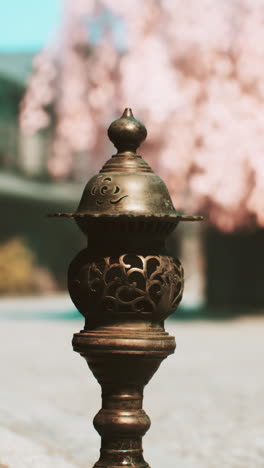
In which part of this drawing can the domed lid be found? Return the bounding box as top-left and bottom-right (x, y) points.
(51, 108), (202, 223)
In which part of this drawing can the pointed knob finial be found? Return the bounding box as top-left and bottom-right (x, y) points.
(108, 108), (147, 154)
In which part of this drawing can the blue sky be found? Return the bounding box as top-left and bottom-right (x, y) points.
(0, 0), (61, 52)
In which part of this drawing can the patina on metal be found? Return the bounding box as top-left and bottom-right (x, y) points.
(51, 108), (202, 467)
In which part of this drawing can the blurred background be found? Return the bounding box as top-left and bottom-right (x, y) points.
(1, 2), (264, 468)
(1, 0), (264, 314)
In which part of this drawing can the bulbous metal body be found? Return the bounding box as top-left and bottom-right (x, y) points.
(51, 108), (202, 467)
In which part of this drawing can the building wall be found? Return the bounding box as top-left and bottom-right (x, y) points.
(206, 227), (264, 308)
(0, 195), (85, 289)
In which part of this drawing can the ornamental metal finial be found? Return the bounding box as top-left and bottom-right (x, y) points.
(50, 109), (202, 467)
(108, 108), (147, 153)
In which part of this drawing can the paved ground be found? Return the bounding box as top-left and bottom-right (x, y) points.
(0, 313), (263, 468)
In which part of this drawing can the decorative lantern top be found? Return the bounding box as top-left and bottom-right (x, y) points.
(51, 108), (202, 233)
(51, 108), (202, 468)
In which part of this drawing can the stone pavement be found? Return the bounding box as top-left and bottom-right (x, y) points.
(0, 315), (263, 467)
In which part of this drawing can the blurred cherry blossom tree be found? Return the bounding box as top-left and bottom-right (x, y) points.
(20, 0), (264, 231)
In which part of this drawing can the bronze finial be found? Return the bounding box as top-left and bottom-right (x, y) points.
(50, 109), (202, 467)
(108, 108), (147, 154)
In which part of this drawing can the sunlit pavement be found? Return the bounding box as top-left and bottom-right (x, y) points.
(0, 302), (263, 467)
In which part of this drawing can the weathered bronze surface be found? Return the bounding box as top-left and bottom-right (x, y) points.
(51, 108), (202, 467)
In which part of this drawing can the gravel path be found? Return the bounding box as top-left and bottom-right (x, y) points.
(0, 316), (263, 467)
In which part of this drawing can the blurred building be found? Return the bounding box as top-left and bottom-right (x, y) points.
(0, 52), (263, 312)
(0, 52), (84, 291)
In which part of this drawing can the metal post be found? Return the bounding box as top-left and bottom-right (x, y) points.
(51, 108), (202, 467)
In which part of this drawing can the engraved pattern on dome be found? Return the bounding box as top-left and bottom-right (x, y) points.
(90, 175), (128, 207)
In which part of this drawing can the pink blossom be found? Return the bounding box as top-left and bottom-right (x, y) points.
(20, 0), (264, 230)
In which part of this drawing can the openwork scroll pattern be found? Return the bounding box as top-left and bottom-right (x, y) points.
(73, 254), (183, 319)
(90, 175), (128, 206)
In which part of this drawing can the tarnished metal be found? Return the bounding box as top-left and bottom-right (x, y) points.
(51, 108), (202, 468)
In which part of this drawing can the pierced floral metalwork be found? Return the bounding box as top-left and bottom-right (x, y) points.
(90, 175), (128, 206)
(69, 253), (184, 320)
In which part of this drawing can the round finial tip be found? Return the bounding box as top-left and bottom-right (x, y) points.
(108, 108), (147, 153)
